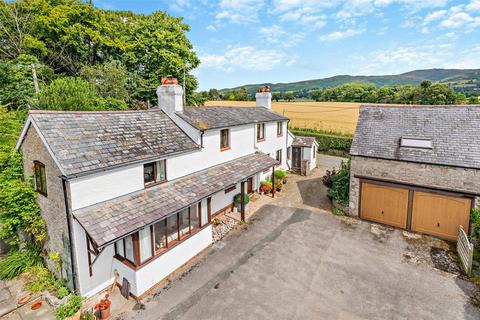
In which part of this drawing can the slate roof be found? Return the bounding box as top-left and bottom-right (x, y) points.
(26, 110), (199, 177)
(176, 106), (288, 130)
(74, 152), (279, 247)
(350, 105), (480, 169)
(292, 136), (316, 147)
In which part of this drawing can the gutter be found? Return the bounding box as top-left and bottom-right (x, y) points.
(61, 177), (77, 292)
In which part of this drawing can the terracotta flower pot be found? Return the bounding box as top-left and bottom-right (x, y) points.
(100, 306), (111, 320)
(18, 294), (31, 305)
(31, 300), (42, 310)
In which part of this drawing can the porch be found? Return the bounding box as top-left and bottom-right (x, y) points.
(72, 152), (280, 298)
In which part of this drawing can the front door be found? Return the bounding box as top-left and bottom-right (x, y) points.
(247, 177), (254, 194)
(292, 147), (301, 168)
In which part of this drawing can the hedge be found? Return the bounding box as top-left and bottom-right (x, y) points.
(289, 128), (353, 155)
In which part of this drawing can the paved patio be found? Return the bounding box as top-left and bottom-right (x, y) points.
(116, 156), (479, 320)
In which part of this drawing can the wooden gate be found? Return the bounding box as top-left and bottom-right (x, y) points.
(457, 225), (473, 275)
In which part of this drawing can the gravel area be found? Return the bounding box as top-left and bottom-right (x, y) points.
(212, 215), (239, 242)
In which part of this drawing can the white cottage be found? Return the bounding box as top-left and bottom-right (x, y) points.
(16, 80), (316, 298)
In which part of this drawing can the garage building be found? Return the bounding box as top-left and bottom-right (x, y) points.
(349, 105), (480, 240)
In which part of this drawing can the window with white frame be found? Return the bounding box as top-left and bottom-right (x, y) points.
(257, 123), (265, 141)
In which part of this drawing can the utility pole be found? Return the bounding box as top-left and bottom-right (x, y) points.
(31, 64), (39, 95)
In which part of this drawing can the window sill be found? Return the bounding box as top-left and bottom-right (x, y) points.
(257, 138), (266, 142)
(114, 224), (210, 271)
(277, 134), (283, 138)
(144, 180), (168, 188)
(220, 147), (231, 152)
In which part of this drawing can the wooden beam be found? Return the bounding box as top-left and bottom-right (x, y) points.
(240, 181), (246, 222)
(272, 166), (275, 198)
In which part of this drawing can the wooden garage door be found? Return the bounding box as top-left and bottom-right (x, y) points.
(360, 183), (409, 229)
(411, 191), (471, 241)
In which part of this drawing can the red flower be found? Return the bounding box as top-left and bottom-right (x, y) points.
(105, 294), (110, 299)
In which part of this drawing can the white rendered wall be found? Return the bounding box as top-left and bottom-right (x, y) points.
(69, 165), (144, 211)
(114, 226), (212, 296)
(211, 183), (239, 214)
(73, 220), (116, 297)
(168, 124), (256, 179)
(69, 121), (289, 211)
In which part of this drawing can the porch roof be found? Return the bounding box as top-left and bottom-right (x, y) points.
(73, 152), (279, 248)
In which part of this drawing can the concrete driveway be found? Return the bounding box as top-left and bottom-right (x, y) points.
(120, 163), (480, 320)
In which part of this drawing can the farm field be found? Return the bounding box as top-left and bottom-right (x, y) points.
(205, 100), (363, 134)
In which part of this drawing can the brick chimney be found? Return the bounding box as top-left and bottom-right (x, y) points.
(157, 76), (183, 115)
(255, 86), (271, 109)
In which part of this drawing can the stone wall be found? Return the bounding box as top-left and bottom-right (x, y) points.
(349, 156), (480, 217)
(20, 125), (73, 287)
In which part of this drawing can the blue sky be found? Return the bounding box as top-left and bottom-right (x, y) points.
(94, 0), (480, 90)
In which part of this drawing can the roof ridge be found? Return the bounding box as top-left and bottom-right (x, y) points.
(360, 104), (479, 109)
(29, 109), (162, 115)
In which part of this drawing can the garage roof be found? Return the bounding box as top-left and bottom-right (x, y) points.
(350, 105), (480, 169)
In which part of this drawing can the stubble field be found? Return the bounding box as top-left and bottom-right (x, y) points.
(205, 100), (363, 134)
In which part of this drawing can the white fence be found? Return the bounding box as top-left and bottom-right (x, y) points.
(457, 225), (474, 276)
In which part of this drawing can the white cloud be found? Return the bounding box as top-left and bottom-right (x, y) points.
(467, 0), (480, 11)
(319, 28), (365, 41)
(215, 0), (264, 23)
(420, 2), (480, 30)
(259, 25), (306, 47)
(200, 46), (288, 72)
(206, 25), (217, 31)
(359, 42), (480, 73)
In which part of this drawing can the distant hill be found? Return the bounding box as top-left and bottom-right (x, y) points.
(219, 69), (480, 95)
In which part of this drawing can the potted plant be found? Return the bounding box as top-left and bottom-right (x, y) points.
(55, 294), (83, 320)
(275, 180), (283, 192)
(233, 193), (250, 211)
(260, 181), (272, 194)
(274, 170), (287, 184)
(96, 293), (111, 320)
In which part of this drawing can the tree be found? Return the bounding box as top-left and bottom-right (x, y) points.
(208, 89), (220, 101)
(0, 0), (201, 105)
(236, 87), (248, 101)
(37, 77), (127, 111)
(80, 60), (129, 101)
(284, 91), (294, 102)
(0, 55), (52, 110)
(272, 92), (281, 102)
(468, 96), (479, 104)
(423, 83), (456, 105)
(309, 90), (322, 102)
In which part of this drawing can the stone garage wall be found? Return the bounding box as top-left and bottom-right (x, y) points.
(20, 125), (73, 288)
(349, 155), (480, 217)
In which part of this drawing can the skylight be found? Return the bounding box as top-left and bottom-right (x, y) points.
(400, 137), (433, 149)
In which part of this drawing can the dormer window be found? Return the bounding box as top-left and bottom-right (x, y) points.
(400, 137), (433, 149)
(257, 123), (265, 142)
(144, 160), (167, 186)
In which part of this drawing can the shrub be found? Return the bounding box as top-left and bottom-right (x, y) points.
(0, 245), (43, 279)
(326, 160), (350, 207)
(274, 170), (286, 180)
(24, 265), (69, 298)
(471, 208), (480, 239)
(55, 294), (83, 320)
(322, 169), (336, 188)
(289, 127), (353, 156)
(233, 193), (250, 205)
